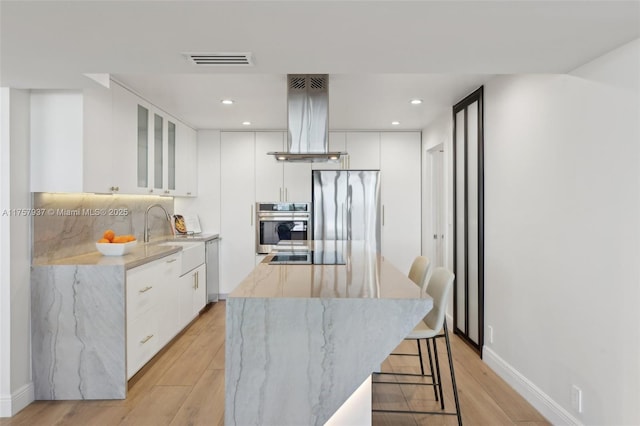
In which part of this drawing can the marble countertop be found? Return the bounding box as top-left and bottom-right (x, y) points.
(33, 243), (181, 269)
(170, 232), (219, 242)
(229, 240), (425, 300)
(32, 233), (219, 269)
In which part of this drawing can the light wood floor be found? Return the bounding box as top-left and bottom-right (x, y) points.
(1, 301), (548, 426)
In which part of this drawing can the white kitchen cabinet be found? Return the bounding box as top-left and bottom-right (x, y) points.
(155, 254), (181, 347)
(30, 82), (196, 196)
(255, 131), (311, 202)
(143, 107), (197, 197)
(30, 86), (125, 193)
(111, 82), (149, 194)
(345, 132), (381, 169)
(126, 252), (180, 379)
(221, 132), (256, 295)
(179, 263), (207, 328)
(175, 122), (198, 196)
(255, 132), (285, 202)
(283, 161), (311, 201)
(312, 131), (380, 171)
(380, 132), (422, 274)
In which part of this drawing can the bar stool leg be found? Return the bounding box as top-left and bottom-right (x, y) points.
(416, 340), (425, 376)
(426, 339), (439, 401)
(444, 321), (463, 426)
(432, 337), (445, 410)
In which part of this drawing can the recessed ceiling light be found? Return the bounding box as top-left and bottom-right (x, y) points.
(242, 121), (252, 126)
(391, 121), (400, 126)
(221, 99), (234, 105)
(410, 99), (423, 105)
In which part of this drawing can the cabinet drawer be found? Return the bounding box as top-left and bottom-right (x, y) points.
(126, 254), (179, 319)
(127, 315), (159, 379)
(126, 269), (158, 319)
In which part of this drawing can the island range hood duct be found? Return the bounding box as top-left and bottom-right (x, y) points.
(269, 74), (346, 162)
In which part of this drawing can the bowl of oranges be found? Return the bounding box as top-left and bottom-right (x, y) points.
(96, 230), (137, 256)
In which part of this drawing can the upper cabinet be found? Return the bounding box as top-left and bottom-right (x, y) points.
(312, 131), (380, 171)
(30, 81), (197, 197)
(111, 83), (148, 194)
(255, 131), (311, 202)
(112, 82), (197, 197)
(31, 86), (118, 193)
(345, 132), (381, 169)
(175, 122), (197, 197)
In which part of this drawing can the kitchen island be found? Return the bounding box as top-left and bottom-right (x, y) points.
(225, 240), (432, 426)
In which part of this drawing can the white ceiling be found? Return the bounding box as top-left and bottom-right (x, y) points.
(1, 1), (638, 130)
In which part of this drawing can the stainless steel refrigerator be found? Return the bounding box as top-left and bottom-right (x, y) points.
(312, 170), (381, 252)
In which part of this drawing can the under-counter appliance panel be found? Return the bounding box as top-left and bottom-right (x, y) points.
(256, 202), (311, 254)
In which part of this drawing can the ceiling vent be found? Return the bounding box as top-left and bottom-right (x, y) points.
(184, 52), (254, 66)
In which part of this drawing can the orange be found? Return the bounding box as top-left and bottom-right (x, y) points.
(103, 229), (115, 242)
(97, 238), (110, 243)
(123, 234), (136, 242)
(112, 236), (128, 243)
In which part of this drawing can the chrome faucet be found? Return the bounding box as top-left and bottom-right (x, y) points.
(144, 204), (174, 243)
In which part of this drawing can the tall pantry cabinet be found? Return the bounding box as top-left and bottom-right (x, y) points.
(220, 132), (256, 295)
(380, 132), (421, 274)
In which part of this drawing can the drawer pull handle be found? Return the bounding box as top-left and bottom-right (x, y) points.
(166, 258), (177, 263)
(139, 286), (153, 293)
(140, 334), (154, 344)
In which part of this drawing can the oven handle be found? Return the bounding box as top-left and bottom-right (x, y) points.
(257, 213), (311, 219)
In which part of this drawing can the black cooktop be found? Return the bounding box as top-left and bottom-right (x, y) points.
(269, 250), (345, 265)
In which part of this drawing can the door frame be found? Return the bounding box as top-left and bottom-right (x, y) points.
(427, 143), (445, 268)
(452, 86), (485, 356)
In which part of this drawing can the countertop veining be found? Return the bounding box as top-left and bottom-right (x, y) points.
(32, 233), (219, 269)
(230, 240), (425, 300)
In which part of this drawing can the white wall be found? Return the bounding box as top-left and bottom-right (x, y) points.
(421, 111), (453, 269)
(0, 88), (34, 417)
(421, 112), (455, 320)
(174, 130), (221, 234)
(482, 39), (640, 425)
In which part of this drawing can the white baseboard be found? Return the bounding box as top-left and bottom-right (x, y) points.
(483, 347), (581, 426)
(0, 382), (34, 418)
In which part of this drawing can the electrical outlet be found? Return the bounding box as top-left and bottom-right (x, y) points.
(571, 385), (583, 413)
(488, 326), (494, 344)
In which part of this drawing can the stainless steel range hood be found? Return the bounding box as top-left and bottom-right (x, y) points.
(268, 74), (346, 162)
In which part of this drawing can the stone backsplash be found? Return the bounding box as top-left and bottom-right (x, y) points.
(33, 193), (174, 263)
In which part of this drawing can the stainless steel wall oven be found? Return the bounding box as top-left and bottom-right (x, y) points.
(255, 202), (311, 254)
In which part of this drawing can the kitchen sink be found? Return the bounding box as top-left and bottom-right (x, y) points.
(158, 241), (205, 276)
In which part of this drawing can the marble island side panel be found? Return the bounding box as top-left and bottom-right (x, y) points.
(31, 264), (126, 399)
(225, 296), (432, 426)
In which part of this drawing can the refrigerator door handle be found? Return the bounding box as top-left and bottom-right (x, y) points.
(382, 204), (385, 226)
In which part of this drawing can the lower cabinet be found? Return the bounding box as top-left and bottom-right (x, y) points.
(31, 250), (209, 399)
(126, 252), (203, 380)
(178, 264), (207, 330)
